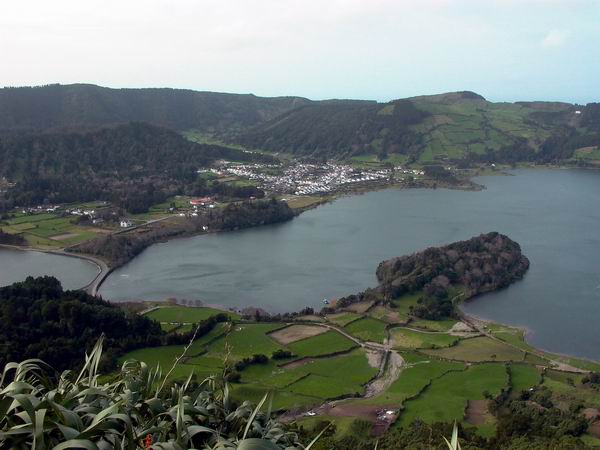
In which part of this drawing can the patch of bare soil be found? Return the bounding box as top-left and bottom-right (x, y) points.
(319, 403), (398, 436)
(449, 321), (481, 337)
(345, 301), (375, 314)
(582, 407), (600, 421)
(465, 400), (488, 425)
(366, 349), (384, 369)
(365, 351), (404, 398)
(51, 232), (79, 241)
(589, 421), (600, 439)
(369, 306), (402, 324)
(269, 324), (328, 345)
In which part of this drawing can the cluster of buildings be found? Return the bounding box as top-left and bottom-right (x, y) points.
(20, 204), (61, 215)
(220, 162), (393, 195)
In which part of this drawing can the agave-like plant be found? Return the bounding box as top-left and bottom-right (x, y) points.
(0, 336), (324, 450)
(443, 422), (462, 450)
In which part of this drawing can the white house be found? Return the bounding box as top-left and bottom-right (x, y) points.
(120, 219), (133, 228)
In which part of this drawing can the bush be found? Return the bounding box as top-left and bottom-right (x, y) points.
(0, 337), (309, 449)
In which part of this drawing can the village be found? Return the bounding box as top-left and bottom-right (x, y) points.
(209, 161), (425, 195)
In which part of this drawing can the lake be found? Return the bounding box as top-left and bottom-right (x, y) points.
(0, 248), (99, 290)
(3, 169), (599, 360)
(100, 169), (600, 359)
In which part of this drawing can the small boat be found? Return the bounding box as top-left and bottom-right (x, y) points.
(322, 298), (329, 305)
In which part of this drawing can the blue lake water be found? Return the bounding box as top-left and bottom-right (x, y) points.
(98, 169), (600, 360)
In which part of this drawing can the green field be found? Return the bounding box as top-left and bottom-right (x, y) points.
(3, 212), (103, 248)
(344, 317), (387, 343)
(118, 297), (600, 436)
(361, 358), (465, 406)
(287, 330), (357, 357)
(145, 306), (240, 323)
(208, 323), (285, 359)
(409, 318), (458, 332)
(325, 312), (362, 327)
(390, 328), (458, 349)
(510, 364), (542, 393)
(409, 97), (553, 162)
(397, 363), (508, 425)
(423, 336), (525, 362)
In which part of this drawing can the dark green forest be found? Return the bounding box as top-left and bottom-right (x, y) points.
(0, 276), (230, 372)
(237, 99), (430, 159)
(0, 83), (309, 132)
(336, 232), (530, 320)
(0, 122), (271, 212)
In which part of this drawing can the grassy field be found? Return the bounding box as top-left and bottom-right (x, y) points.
(409, 318), (458, 332)
(208, 323), (285, 359)
(325, 312), (362, 327)
(287, 331), (357, 357)
(423, 336), (526, 362)
(397, 363), (508, 425)
(361, 359), (465, 407)
(145, 306), (240, 323)
(2, 213), (103, 248)
(411, 98), (552, 162)
(510, 364), (542, 393)
(344, 317), (387, 343)
(119, 298), (600, 436)
(283, 195), (326, 210)
(390, 328), (458, 349)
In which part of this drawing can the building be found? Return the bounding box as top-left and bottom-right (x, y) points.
(120, 219), (133, 228)
(189, 197), (212, 206)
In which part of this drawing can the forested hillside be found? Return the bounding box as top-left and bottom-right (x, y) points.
(336, 232), (530, 320)
(0, 122), (271, 212)
(0, 83), (309, 132)
(237, 99), (429, 159)
(0, 276), (164, 370)
(236, 91), (596, 163)
(1, 84), (598, 165)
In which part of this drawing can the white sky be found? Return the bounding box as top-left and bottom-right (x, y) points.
(2, 0), (599, 103)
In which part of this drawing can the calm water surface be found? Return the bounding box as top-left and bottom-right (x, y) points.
(0, 249), (98, 290)
(11, 169), (600, 360)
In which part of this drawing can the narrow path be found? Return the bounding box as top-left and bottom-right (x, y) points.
(280, 320), (405, 422)
(364, 350), (404, 398)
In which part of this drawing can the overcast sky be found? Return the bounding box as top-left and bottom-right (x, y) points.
(2, 0), (599, 103)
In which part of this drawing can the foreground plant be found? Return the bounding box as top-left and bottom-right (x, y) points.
(0, 336), (323, 449)
(443, 422), (462, 450)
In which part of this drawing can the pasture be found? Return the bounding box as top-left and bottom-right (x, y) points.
(287, 330), (357, 357)
(344, 317), (387, 343)
(144, 305), (239, 323)
(397, 363), (508, 426)
(390, 328), (458, 349)
(423, 336), (526, 362)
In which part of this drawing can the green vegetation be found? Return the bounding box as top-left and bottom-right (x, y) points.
(344, 317), (387, 343)
(390, 328), (458, 349)
(0, 337), (312, 449)
(510, 364), (542, 393)
(210, 323), (285, 359)
(287, 331), (357, 357)
(362, 358), (464, 406)
(145, 305), (240, 323)
(325, 312), (362, 326)
(397, 363), (508, 425)
(1, 213), (103, 249)
(423, 336), (526, 362)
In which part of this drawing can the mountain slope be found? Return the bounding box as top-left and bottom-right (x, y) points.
(237, 99), (429, 159)
(0, 83), (310, 132)
(0, 122), (271, 211)
(235, 92), (593, 162)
